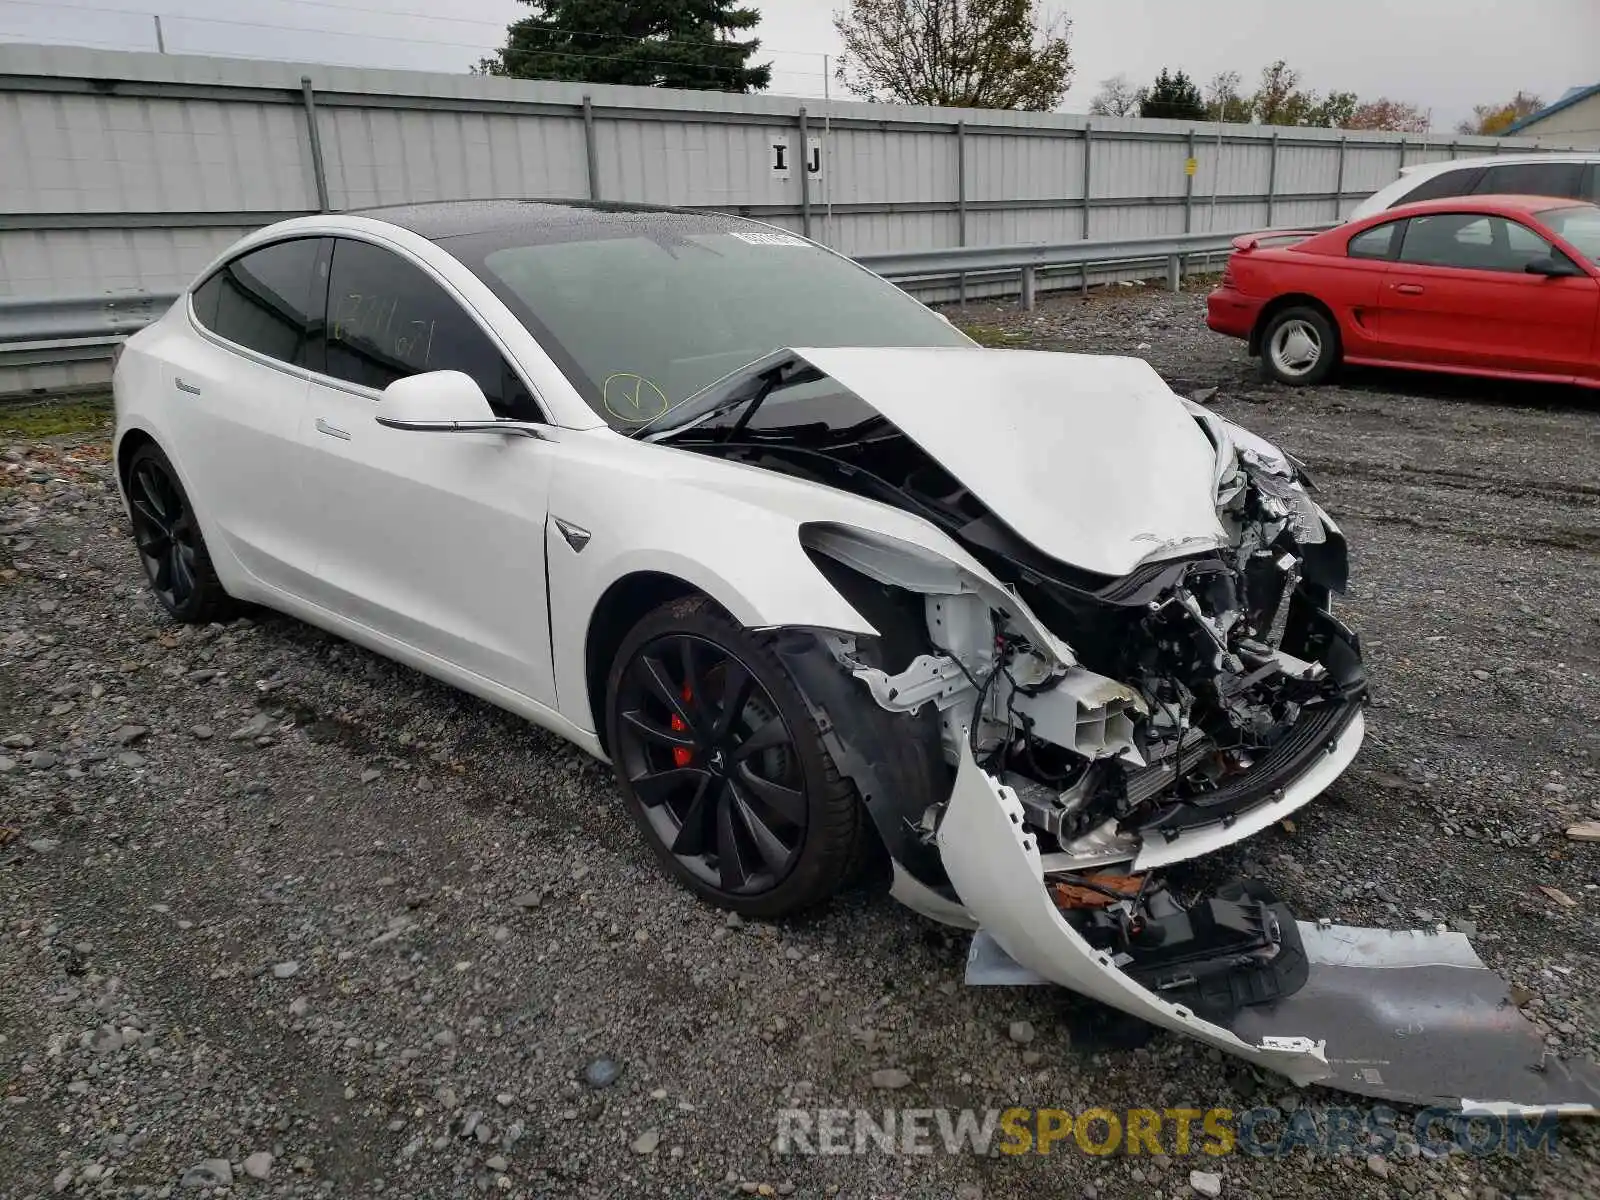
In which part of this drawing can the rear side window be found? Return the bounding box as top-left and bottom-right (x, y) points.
(1347, 221), (1403, 260)
(1473, 161), (1586, 198)
(192, 238), (325, 367)
(1394, 167), (1483, 206)
(323, 238), (538, 421)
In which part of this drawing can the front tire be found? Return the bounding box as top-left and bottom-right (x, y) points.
(604, 596), (865, 917)
(125, 442), (233, 624)
(1260, 305), (1339, 386)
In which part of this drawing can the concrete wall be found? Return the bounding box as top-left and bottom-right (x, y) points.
(0, 43), (1584, 394)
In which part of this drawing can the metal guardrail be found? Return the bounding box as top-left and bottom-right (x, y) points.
(856, 226), (1331, 310)
(0, 225), (1326, 385)
(0, 291), (178, 342)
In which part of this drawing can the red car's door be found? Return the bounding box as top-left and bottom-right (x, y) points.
(1378, 212), (1598, 378)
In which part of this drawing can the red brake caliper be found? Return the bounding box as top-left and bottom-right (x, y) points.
(671, 684), (693, 768)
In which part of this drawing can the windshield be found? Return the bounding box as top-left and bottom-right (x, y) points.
(451, 221), (970, 430)
(1540, 204), (1600, 264)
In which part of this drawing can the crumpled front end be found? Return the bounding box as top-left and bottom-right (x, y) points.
(783, 407), (1597, 1110)
(800, 406), (1367, 880)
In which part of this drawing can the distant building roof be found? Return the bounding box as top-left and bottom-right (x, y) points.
(1506, 82), (1600, 134)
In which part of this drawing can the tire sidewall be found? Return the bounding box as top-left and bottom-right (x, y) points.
(126, 443), (211, 623)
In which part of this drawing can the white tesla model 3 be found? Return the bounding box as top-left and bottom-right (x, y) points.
(113, 201), (1379, 1084)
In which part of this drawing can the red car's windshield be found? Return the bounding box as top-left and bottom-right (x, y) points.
(1540, 204), (1600, 264)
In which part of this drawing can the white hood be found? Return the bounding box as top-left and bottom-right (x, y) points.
(789, 347), (1227, 578)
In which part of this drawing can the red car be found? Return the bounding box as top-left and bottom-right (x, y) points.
(1206, 195), (1600, 387)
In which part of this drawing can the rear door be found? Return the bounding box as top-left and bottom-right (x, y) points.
(163, 237), (328, 596)
(297, 236), (559, 706)
(1378, 212), (1597, 377)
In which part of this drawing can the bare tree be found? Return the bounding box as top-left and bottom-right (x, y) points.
(833, 0), (1074, 111)
(1088, 73), (1141, 117)
(1204, 70), (1251, 123)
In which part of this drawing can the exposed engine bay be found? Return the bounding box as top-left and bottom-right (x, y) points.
(652, 346), (1598, 1110)
(663, 350), (1366, 880)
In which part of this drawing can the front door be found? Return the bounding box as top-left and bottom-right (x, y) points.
(298, 236), (558, 707)
(1379, 211), (1598, 378)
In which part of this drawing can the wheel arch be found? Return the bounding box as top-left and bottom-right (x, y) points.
(583, 570), (717, 754)
(1249, 293), (1340, 357)
(114, 425), (159, 499)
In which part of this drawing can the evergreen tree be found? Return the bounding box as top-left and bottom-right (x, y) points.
(1138, 68), (1205, 121)
(480, 0), (771, 94)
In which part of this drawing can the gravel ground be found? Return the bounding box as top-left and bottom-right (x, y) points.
(2, 286), (1598, 1199)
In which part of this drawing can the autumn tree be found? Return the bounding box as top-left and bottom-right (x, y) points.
(1250, 59), (1311, 124)
(1347, 97), (1431, 133)
(1139, 68), (1205, 120)
(1088, 74), (1141, 117)
(480, 0), (771, 93)
(1456, 91), (1543, 135)
(833, 0), (1074, 110)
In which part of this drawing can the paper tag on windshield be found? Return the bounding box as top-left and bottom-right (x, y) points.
(729, 230), (808, 247)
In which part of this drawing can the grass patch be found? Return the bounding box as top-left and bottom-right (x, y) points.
(0, 397), (113, 439)
(955, 321), (1027, 348)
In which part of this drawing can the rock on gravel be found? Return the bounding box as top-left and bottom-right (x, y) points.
(870, 1068), (913, 1090)
(1190, 1169), (1223, 1197)
(179, 1159), (233, 1189)
(631, 1128), (662, 1154)
(243, 1151), (274, 1179)
(1007, 1020), (1035, 1045)
(229, 712), (275, 740)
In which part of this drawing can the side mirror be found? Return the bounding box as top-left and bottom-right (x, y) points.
(1525, 254), (1582, 278)
(374, 371), (544, 438)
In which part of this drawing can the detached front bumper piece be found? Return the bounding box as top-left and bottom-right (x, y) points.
(937, 742), (1334, 1086)
(939, 741), (1600, 1112)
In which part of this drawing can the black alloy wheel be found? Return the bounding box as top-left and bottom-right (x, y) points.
(606, 597), (867, 916)
(125, 443), (232, 623)
(615, 632), (805, 893)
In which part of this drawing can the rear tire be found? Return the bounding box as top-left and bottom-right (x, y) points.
(605, 596), (866, 918)
(1259, 305), (1339, 386)
(125, 442), (233, 624)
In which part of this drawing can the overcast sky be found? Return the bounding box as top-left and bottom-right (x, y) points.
(2, 0), (1596, 132)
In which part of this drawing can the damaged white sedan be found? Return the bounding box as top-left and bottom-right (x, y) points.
(112, 202), (1597, 1111)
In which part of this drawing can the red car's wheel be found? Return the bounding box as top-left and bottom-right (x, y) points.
(1260, 306), (1340, 386)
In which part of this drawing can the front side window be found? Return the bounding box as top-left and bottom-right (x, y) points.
(1473, 161), (1585, 199)
(324, 238), (538, 420)
(192, 238), (324, 366)
(1347, 221), (1403, 260)
(447, 217), (970, 430)
(1397, 213), (1557, 272)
